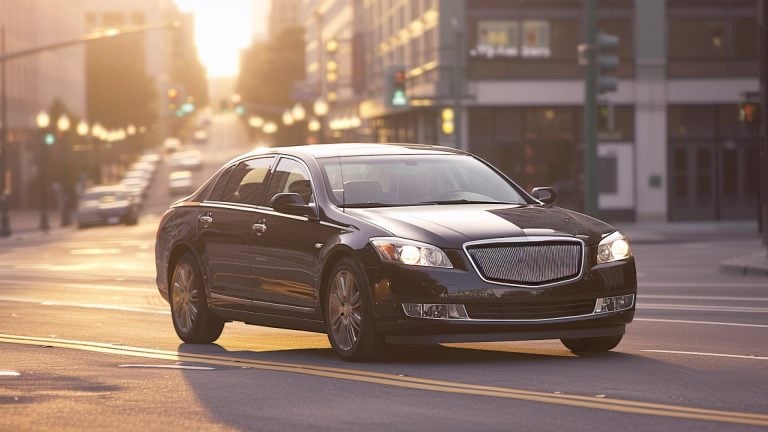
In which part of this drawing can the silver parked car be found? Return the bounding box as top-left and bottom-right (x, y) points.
(77, 185), (139, 229)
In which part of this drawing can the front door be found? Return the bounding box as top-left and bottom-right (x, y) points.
(251, 157), (332, 311)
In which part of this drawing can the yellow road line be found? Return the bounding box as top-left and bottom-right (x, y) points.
(2, 334), (767, 427)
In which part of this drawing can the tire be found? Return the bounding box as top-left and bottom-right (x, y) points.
(324, 257), (386, 362)
(170, 252), (225, 343)
(561, 334), (623, 354)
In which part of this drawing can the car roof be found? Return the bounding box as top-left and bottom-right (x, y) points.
(235, 143), (467, 162)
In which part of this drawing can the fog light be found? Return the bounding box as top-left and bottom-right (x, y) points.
(594, 294), (635, 314)
(402, 303), (469, 319)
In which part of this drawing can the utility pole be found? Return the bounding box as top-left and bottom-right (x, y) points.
(582, 0), (598, 216)
(760, 0), (768, 249)
(580, 0), (619, 216)
(0, 27), (10, 237)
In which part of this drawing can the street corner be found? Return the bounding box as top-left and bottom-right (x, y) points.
(720, 251), (768, 277)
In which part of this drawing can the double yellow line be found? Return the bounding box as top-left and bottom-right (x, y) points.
(2, 333), (767, 427)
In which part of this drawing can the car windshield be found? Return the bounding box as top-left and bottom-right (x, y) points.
(319, 154), (530, 207)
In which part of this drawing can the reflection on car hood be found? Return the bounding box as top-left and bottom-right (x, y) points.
(345, 204), (615, 247)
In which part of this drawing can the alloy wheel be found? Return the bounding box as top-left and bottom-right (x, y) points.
(172, 261), (199, 334)
(327, 269), (362, 351)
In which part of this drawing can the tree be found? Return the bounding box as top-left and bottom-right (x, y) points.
(85, 33), (157, 130)
(237, 26), (305, 112)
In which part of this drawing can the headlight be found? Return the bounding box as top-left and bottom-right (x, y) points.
(370, 237), (453, 268)
(597, 231), (632, 264)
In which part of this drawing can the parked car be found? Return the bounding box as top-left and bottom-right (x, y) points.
(77, 185), (139, 228)
(155, 144), (637, 361)
(169, 149), (203, 171)
(169, 170), (195, 196)
(163, 137), (182, 154)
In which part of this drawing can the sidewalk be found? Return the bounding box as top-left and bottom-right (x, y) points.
(616, 220), (767, 276)
(0, 209), (73, 244)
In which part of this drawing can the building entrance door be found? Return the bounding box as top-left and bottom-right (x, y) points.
(669, 140), (758, 221)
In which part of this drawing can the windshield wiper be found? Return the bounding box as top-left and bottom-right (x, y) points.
(341, 202), (414, 208)
(418, 200), (520, 205)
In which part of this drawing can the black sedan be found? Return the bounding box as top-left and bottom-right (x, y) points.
(155, 144), (636, 361)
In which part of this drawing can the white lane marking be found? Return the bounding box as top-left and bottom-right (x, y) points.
(638, 303), (768, 313)
(0, 371), (21, 377)
(118, 364), (215, 370)
(643, 350), (768, 361)
(635, 318), (768, 329)
(0, 297), (168, 315)
(640, 295), (768, 302)
(70, 248), (122, 255)
(0, 278), (155, 292)
(641, 282), (768, 289)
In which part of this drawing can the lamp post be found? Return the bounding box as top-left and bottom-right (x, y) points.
(36, 111), (51, 231)
(91, 122), (103, 184)
(0, 27), (10, 237)
(77, 120), (89, 190)
(57, 114), (72, 226)
(313, 97), (329, 143)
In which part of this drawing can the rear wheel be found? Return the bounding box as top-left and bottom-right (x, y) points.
(170, 252), (224, 343)
(561, 334), (623, 354)
(324, 258), (386, 362)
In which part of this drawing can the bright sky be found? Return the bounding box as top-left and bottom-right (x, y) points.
(174, 0), (268, 77)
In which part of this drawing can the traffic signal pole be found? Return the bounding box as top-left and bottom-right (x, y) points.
(760, 0), (768, 249)
(582, 0), (598, 216)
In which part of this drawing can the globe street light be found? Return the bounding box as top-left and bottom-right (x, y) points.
(57, 113), (70, 132)
(248, 116), (264, 128)
(263, 121), (278, 135)
(282, 110), (294, 126)
(313, 98), (329, 117)
(292, 103), (306, 122)
(36, 110), (51, 231)
(77, 120), (89, 137)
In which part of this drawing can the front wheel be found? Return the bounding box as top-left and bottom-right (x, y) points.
(170, 252), (225, 343)
(561, 334), (623, 354)
(324, 258), (386, 362)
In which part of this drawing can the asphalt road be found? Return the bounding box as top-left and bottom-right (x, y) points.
(1, 114), (767, 431)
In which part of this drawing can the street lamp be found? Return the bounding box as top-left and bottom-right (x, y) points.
(313, 98), (329, 143)
(282, 110), (294, 126)
(36, 110), (51, 231)
(248, 116), (264, 128)
(56, 113), (73, 226)
(263, 121), (278, 135)
(292, 103), (306, 122)
(77, 120), (89, 137)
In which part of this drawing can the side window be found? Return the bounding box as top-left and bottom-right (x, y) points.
(266, 158), (314, 205)
(216, 157), (274, 205)
(208, 165), (235, 201)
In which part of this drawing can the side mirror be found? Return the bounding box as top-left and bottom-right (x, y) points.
(531, 187), (557, 205)
(270, 193), (318, 218)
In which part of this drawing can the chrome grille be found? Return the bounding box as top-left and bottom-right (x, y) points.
(466, 241), (582, 286)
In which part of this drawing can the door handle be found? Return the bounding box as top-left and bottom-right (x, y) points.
(252, 221), (267, 235)
(199, 215), (213, 225)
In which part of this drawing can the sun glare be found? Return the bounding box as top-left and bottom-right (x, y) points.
(174, 0), (255, 77)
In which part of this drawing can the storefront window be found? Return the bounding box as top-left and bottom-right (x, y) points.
(521, 20), (551, 58)
(471, 21), (519, 59)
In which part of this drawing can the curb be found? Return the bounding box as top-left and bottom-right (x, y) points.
(720, 252), (768, 277)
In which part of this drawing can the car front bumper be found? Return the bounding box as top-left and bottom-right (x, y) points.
(360, 246), (637, 343)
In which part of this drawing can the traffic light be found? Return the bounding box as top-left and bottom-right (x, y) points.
(596, 32), (619, 95)
(387, 65), (408, 108)
(739, 102), (760, 125)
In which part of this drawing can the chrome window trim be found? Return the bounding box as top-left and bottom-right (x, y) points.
(462, 236), (586, 288)
(197, 201), (309, 222)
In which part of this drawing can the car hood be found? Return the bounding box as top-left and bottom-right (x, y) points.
(345, 204), (616, 247)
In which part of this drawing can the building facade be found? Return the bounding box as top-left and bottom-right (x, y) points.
(270, 0), (303, 38)
(1, 0), (88, 209)
(303, 0), (759, 222)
